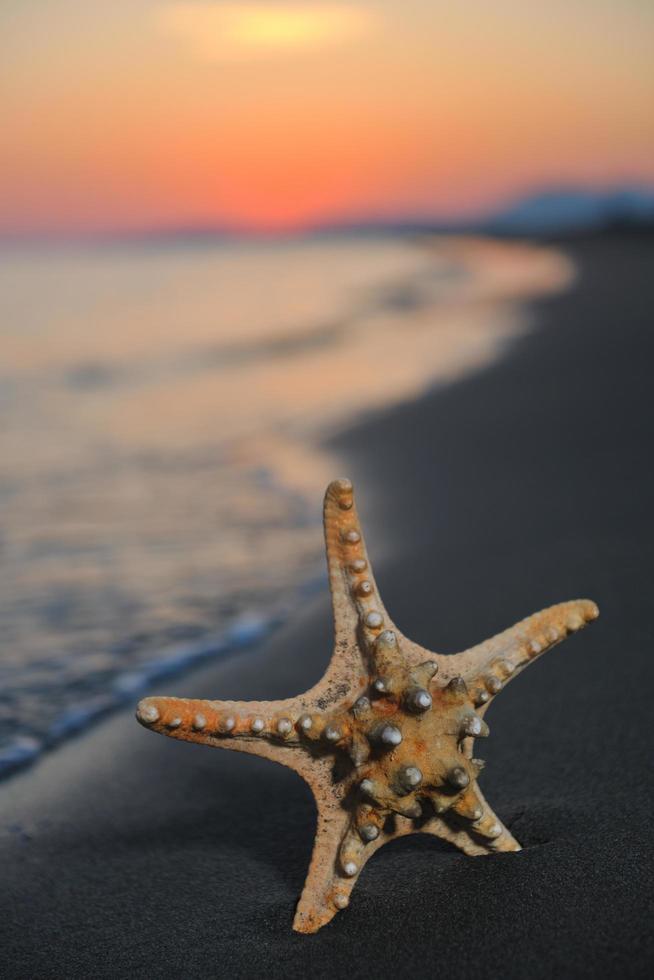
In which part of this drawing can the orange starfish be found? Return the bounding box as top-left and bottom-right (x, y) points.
(136, 478), (599, 933)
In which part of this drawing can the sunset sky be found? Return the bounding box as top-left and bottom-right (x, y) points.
(1, 0), (653, 235)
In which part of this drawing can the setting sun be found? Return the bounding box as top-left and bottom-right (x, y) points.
(159, 3), (375, 60)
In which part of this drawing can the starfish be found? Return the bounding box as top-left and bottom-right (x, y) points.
(136, 478), (599, 933)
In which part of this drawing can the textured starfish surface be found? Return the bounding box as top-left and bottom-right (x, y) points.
(136, 478), (599, 933)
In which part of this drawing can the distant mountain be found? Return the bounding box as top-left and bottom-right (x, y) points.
(481, 186), (654, 236)
(304, 186), (654, 241)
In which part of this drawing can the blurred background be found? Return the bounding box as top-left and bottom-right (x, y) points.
(1, 0), (653, 778)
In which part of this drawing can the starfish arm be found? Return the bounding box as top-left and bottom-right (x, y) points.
(422, 783), (521, 855)
(293, 798), (422, 932)
(321, 479), (399, 682)
(136, 695), (322, 771)
(421, 816), (492, 856)
(444, 599), (599, 706)
(323, 479), (451, 682)
(292, 795), (354, 933)
(452, 783), (521, 851)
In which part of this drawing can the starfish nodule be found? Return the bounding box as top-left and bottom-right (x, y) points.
(136, 478), (599, 933)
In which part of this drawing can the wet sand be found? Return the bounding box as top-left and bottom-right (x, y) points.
(1, 234), (653, 978)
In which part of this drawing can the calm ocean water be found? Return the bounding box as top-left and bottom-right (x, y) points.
(0, 234), (572, 776)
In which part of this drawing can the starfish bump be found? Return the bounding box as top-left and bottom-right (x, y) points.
(136, 478), (599, 933)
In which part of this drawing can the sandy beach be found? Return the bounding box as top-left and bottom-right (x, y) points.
(1, 233), (653, 979)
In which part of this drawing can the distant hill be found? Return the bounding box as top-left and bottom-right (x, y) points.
(303, 186), (654, 241)
(480, 186), (654, 237)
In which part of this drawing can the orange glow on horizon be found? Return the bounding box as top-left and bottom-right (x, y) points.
(1, 1), (653, 235)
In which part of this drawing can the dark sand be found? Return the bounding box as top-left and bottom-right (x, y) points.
(1, 235), (653, 979)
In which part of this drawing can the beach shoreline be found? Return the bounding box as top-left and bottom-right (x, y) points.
(1, 233), (653, 978)
(0, 233), (573, 782)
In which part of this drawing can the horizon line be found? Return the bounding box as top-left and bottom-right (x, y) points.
(2, 181), (653, 247)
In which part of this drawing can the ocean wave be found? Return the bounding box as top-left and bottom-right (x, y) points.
(0, 608), (283, 780)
